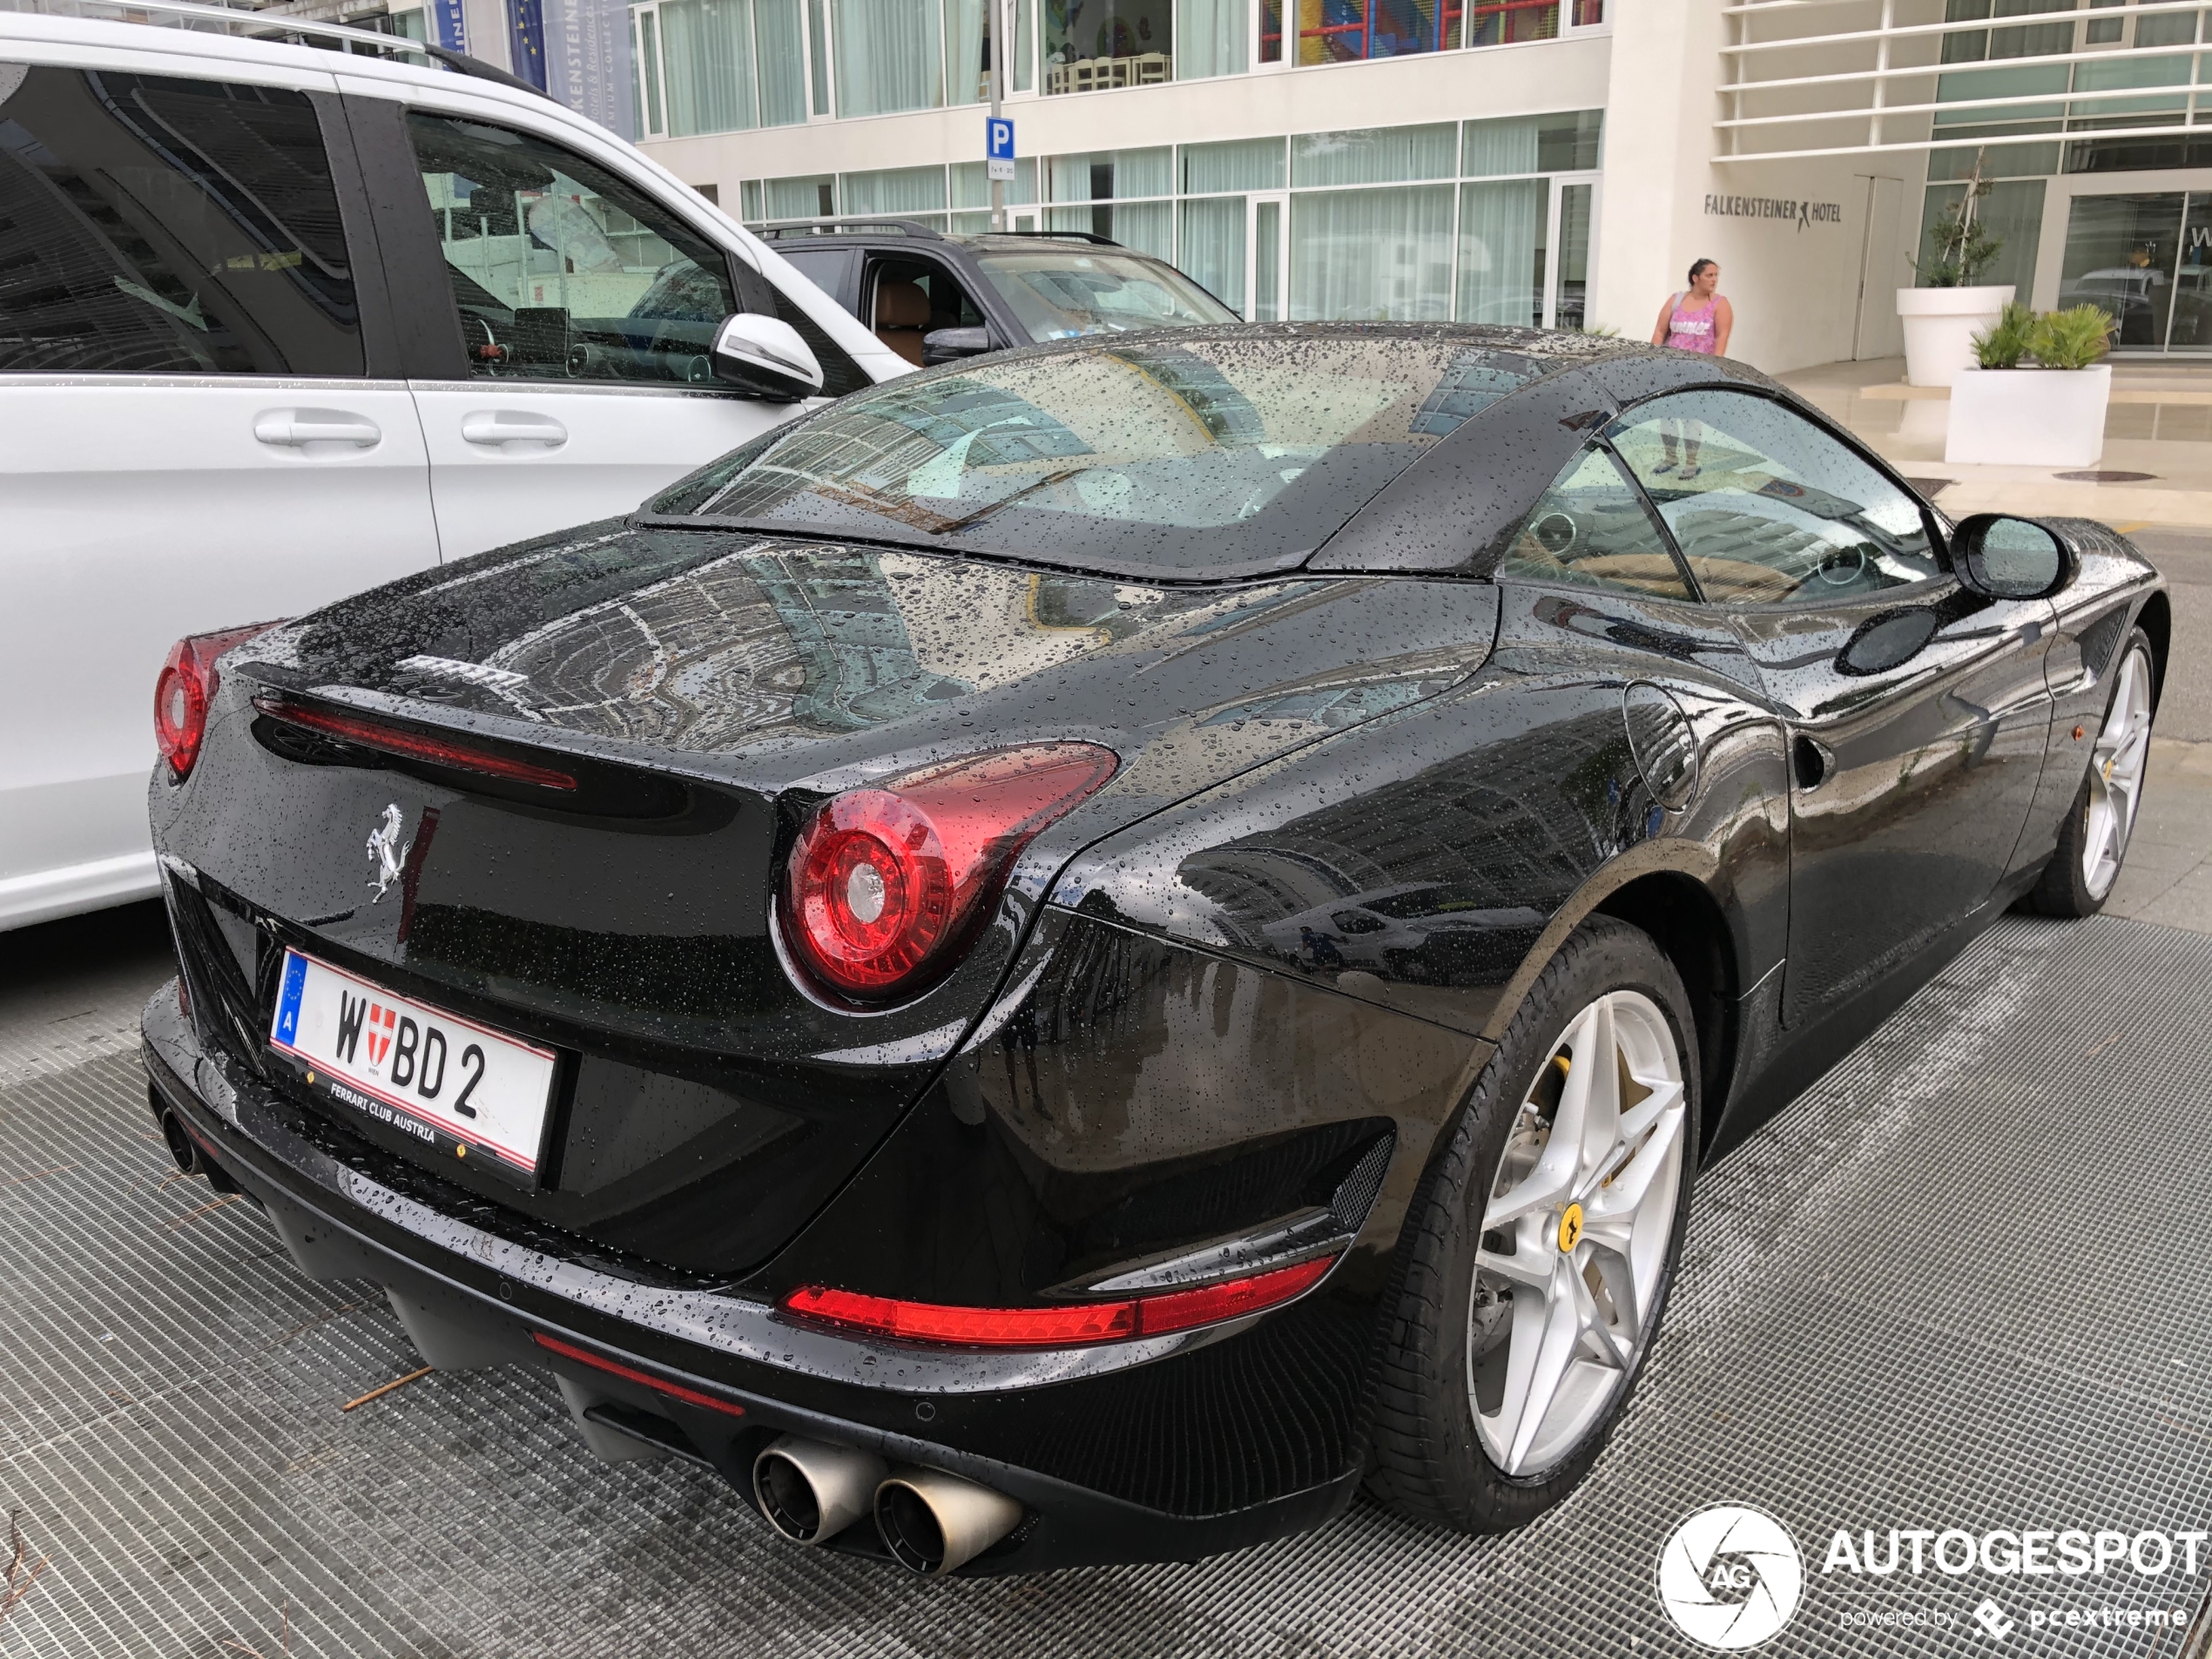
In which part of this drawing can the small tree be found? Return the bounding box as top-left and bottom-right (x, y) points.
(1916, 152), (2006, 287)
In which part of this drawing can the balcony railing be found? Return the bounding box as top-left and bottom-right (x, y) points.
(1719, 0), (2212, 164)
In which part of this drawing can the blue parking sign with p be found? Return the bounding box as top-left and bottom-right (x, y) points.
(988, 118), (1015, 159)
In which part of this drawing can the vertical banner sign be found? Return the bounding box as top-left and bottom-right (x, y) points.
(987, 116), (1015, 182)
(506, 0), (550, 91)
(540, 0), (635, 138)
(428, 0), (467, 52)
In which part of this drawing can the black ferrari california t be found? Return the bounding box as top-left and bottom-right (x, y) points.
(144, 325), (2167, 1575)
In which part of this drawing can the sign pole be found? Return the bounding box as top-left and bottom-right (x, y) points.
(989, 0), (1007, 232)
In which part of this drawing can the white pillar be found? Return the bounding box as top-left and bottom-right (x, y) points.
(1591, 0), (1722, 342)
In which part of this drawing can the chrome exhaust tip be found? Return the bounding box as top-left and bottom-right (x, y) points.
(874, 1467), (1024, 1576)
(752, 1436), (887, 1546)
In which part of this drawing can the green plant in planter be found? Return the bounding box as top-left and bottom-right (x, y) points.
(1914, 160), (2005, 288)
(2029, 304), (2117, 369)
(1972, 301), (2035, 368)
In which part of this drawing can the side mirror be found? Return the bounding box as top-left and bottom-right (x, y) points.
(709, 313), (824, 401)
(922, 326), (992, 367)
(1951, 514), (2075, 601)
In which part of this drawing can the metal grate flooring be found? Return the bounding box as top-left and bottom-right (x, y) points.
(4, 914), (2212, 1657)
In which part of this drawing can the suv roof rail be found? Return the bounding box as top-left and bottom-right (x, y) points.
(759, 219), (948, 241)
(992, 229), (1124, 247)
(3, 0), (551, 97)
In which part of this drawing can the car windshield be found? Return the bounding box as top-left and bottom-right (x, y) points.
(970, 248), (1240, 338)
(650, 334), (1553, 574)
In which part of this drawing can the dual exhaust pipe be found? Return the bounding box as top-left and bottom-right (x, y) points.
(752, 1436), (1022, 1575)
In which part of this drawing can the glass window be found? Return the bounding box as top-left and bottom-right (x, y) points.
(765, 174), (836, 220)
(1458, 179), (1545, 326)
(1178, 198), (1247, 314)
(652, 335), (1554, 572)
(1047, 145), (1173, 200)
(952, 158), (1039, 209)
(1608, 392), (1943, 605)
(1497, 448), (1694, 600)
(947, 0), (990, 103)
(1291, 124), (1457, 187)
(1179, 0), (1247, 76)
(408, 112), (737, 384)
(1463, 110), (1603, 175)
(757, 0), (810, 125)
(1290, 185), (1454, 320)
(1182, 137), (1285, 194)
(0, 67), (361, 375)
(1467, 0), (1559, 44)
(1264, 0), (1456, 62)
(2056, 190), (2182, 347)
(840, 165), (948, 218)
(660, 0), (759, 136)
(1043, 0), (1172, 91)
(834, 0), (944, 116)
(971, 249), (1237, 337)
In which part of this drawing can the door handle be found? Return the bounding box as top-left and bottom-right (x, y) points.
(461, 410), (569, 449)
(254, 408), (381, 448)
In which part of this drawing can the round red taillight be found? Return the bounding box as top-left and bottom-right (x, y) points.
(153, 622), (284, 781)
(781, 744), (1118, 1002)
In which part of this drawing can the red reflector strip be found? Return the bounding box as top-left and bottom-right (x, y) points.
(253, 697), (577, 791)
(782, 1253), (1338, 1350)
(529, 1331), (748, 1418)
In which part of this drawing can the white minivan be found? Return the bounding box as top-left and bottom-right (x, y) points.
(0, 3), (907, 932)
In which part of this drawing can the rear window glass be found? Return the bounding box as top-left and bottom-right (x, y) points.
(651, 334), (1550, 574)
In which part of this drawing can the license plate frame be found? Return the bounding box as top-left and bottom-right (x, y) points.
(268, 948), (558, 1188)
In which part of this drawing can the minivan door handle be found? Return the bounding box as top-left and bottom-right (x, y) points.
(461, 410), (569, 449)
(254, 408), (381, 448)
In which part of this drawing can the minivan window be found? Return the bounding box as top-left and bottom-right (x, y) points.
(0, 68), (361, 375)
(652, 334), (1550, 573)
(407, 112), (739, 385)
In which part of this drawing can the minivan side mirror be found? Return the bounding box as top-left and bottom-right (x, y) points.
(922, 326), (992, 367)
(1951, 513), (2075, 601)
(709, 313), (824, 401)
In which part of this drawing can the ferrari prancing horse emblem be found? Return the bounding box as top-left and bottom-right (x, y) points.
(366, 803), (411, 902)
(1557, 1202), (1585, 1254)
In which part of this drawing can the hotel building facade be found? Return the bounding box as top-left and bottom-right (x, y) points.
(375, 0), (2212, 370)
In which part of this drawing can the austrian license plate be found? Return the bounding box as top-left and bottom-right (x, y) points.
(269, 949), (557, 1186)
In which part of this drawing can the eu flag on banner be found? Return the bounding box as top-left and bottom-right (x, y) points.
(507, 0), (550, 91)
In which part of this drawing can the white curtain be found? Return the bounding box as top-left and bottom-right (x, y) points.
(945, 0), (988, 104)
(661, 0), (759, 137)
(833, 0), (944, 116)
(1462, 115), (1540, 178)
(841, 165), (949, 216)
(1183, 137), (1283, 193)
(754, 0), (807, 125)
(1458, 179), (1543, 325)
(1178, 196), (1245, 314)
(1290, 185), (1453, 320)
(1109, 199), (1173, 259)
(1177, 0), (1244, 78)
(765, 174), (833, 219)
(1291, 123), (1456, 187)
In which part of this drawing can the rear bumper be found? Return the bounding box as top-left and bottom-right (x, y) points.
(142, 986), (1359, 1573)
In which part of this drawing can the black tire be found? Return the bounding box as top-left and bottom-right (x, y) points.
(1365, 915), (1698, 1532)
(2028, 628), (2155, 920)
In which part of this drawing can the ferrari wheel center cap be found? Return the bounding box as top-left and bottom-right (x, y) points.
(1557, 1203), (1585, 1253)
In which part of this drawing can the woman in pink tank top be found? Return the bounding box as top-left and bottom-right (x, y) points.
(1647, 259), (1733, 476)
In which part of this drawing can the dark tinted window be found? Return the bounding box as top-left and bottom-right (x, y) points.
(775, 246), (854, 308)
(0, 66), (360, 374)
(652, 334), (1551, 573)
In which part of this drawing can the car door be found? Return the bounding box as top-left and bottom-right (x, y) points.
(0, 59), (437, 929)
(349, 93), (874, 561)
(1608, 389), (2055, 1031)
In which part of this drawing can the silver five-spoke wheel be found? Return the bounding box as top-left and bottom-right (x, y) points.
(1469, 989), (1687, 1477)
(2082, 644), (2152, 900)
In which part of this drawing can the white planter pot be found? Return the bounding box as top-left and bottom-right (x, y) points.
(1945, 364), (2111, 468)
(1897, 286), (2015, 388)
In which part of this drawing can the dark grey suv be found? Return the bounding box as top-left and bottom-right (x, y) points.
(762, 223), (1238, 368)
